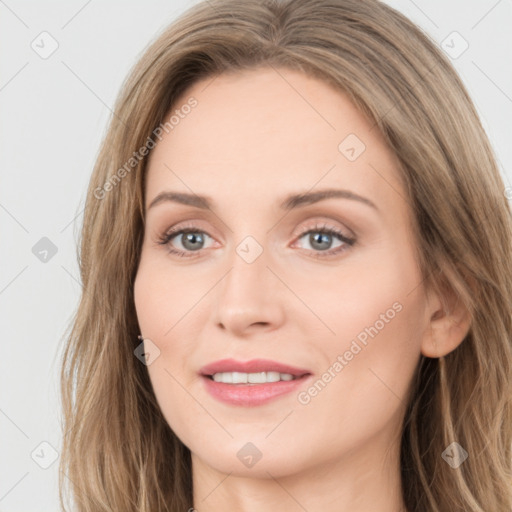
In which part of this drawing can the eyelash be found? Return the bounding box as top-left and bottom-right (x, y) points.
(156, 221), (356, 259)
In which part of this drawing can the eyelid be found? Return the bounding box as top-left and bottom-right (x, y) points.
(290, 218), (354, 239)
(159, 217), (353, 242)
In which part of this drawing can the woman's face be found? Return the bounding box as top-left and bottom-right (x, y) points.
(134, 66), (434, 479)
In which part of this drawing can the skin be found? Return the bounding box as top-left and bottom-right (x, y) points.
(133, 66), (471, 512)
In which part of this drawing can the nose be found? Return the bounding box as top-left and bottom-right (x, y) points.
(212, 244), (286, 337)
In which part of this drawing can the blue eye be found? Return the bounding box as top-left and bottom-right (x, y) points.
(295, 226), (355, 257)
(157, 222), (356, 259)
(157, 228), (213, 257)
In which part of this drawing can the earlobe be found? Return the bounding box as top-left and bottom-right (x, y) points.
(420, 285), (472, 359)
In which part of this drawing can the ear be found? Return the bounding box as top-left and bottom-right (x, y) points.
(420, 279), (472, 358)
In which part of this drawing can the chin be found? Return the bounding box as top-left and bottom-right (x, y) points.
(193, 450), (304, 479)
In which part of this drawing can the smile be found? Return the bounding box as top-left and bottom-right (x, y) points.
(210, 371), (297, 384)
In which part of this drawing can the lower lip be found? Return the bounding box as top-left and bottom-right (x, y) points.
(201, 375), (312, 406)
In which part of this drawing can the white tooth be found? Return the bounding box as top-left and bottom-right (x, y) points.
(211, 371), (297, 383)
(232, 372), (248, 384)
(266, 371), (280, 382)
(219, 372), (232, 383)
(248, 372), (267, 383)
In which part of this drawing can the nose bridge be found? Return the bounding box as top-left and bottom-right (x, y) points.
(223, 233), (270, 299)
(212, 231), (285, 333)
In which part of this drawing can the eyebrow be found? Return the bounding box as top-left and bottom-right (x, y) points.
(147, 188), (378, 212)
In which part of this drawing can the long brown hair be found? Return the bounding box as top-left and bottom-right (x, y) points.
(58, 0), (512, 510)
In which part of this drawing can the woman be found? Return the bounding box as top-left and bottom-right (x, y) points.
(59, 0), (512, 510)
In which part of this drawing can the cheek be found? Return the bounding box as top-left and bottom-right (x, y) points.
(134, 252), (200, 338)
(133, 254), (204, 413)
(133, 263), (194, 441)
(294, 247), (413, 348)
(300, 245), (424, 429)
(306, 315), (421, 453)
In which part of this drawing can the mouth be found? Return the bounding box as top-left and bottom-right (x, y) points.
(205, 371), (305, 384)
(199, 358), (312, 406)
(199, 358), (311, 382)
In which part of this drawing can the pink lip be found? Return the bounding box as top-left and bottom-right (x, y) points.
(199, 358), (312, 407)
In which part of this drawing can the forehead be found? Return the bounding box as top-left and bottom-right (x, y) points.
(145, 66), (406, 217)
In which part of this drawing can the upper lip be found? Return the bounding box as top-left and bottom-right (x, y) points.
(199, 358), (311, 377)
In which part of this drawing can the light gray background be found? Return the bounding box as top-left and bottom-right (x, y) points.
(1, 0), (511, 510)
